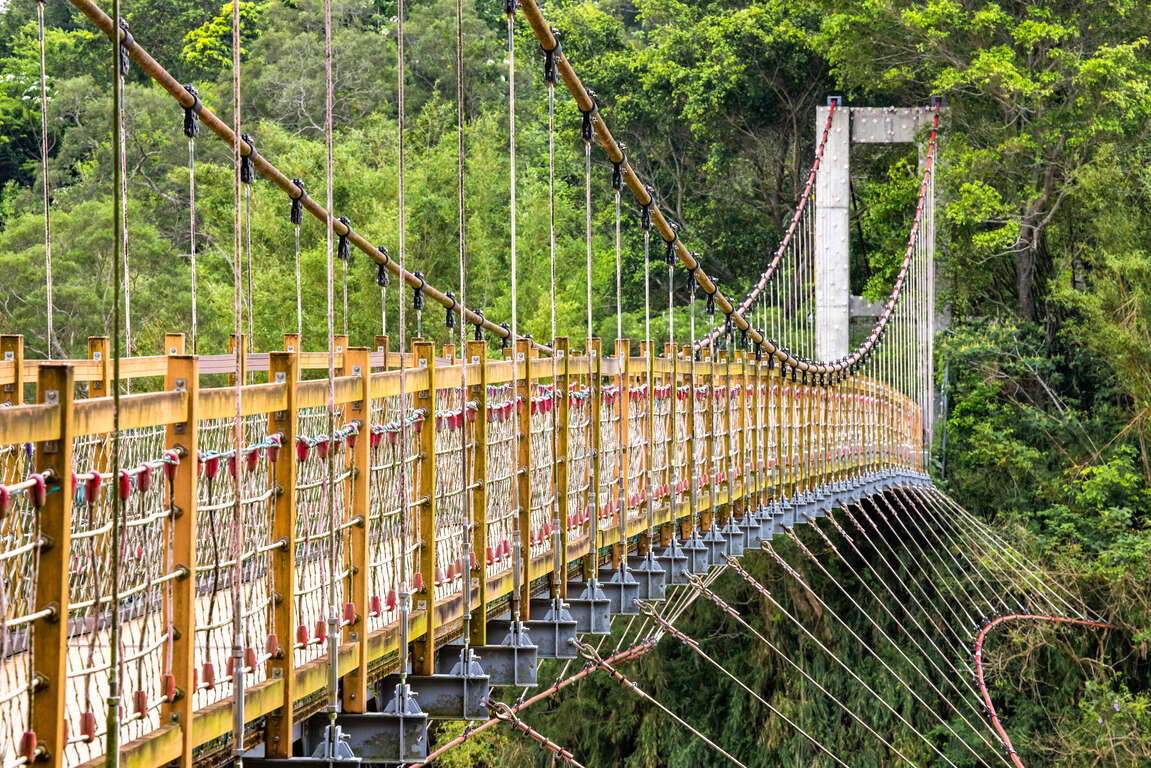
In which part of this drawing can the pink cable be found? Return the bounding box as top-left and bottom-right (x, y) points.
(974, 614), (1112, 768)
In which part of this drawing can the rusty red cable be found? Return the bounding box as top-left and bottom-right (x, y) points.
(974, 614), (1113, 768)
(487, 699), (585, 767)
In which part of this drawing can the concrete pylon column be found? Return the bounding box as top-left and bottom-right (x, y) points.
(814, 98), (850, 362)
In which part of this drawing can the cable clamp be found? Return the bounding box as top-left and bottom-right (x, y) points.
(336, 216), (353, 261)
(239, 134), (256, 185)
(474, 309), (486, 341)
(182, 84), (201, 138)
(117, 19), (134, 76)
(542, 32), (560, 84)
(445, 291), (457, 329)
(413, 271), (425, 310)
(579, 92), (597, 143)
(290, 179), (306, 225)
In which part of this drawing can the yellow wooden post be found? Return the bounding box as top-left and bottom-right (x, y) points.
(283, 333), (301, 355)
(334, 334), (349, 375)
(701, 348), (715, 532)
(734, 350), (747, 511)
(374, 335), (390, 370)
(614, 338), (629, 566)
(554, 337), (570, 598)
(0, 335), (24, 406)
(164, 333), (186, 356)
(507, 339), (533, 616)
(412, 341), (438, 675)
(264, 349), (298, 758)
(466, 339), (488, 646)
(343, 347), (371, 712)
(31, 364), (73, 768)
(585, 338), (601, 579)
(162, 354), (198, 766)
(774, 362), (785, 502)
(683, 343), (697, 541)
(229, 334), (248, 386)
(88, 336), (111, 397)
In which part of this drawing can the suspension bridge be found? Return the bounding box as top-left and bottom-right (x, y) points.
(0, 0), (1111, 766)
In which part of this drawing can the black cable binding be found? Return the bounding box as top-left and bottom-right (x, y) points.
(336, 216), (352, 261)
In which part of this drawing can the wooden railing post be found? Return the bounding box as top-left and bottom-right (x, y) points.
(412, 341), (438, 675)
(682, 344), (696, 541)
(701, 348), (714, 532)
(229, 334), (248, 385)
(662, 343), (676, 547)
(734, 350), (747, 511)
(373, 335), (389, 370)
(265, 348), (299, 758)
(614, 339), (629, 567)
(163, 354), (199, 766)
(31, 363), (74, 768)
(554, 337), (570, 598)
(164, 333), (186, 356)
(0, 334), (24, 406)
(506, 339), (533, 617)
(334, 334), (349, 375)
(343, 347), (371, 712)
(88, 336), (110, 397)
(585, 338), (602, 580)
(466, 339), (488, 647)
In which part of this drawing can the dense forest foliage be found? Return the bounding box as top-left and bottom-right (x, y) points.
(1, 0), (1149, 764)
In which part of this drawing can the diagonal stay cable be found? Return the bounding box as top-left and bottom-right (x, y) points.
(938, 487), (1100, 621)
(894, 487), (1019, 616)
(862, 495), (984, 639)
(656, 583), (918, 768)
(576, 641), (749, 768)
(487, 700), (585, 768)
(911, 488), (1042, 616)
(824, 506), (974, 671)
(840, 502), (973, 659)
(805, 513), (996, 727)
(725, 554), (967, 768)
(789, 518), (1013, 762)
(766, 530), (1005, 768)
(920, 488), (1090, 621)
(883, 492), (1003, 626)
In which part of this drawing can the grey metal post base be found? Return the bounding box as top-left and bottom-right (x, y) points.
(597, 565), (640, 615)
(655, 537), (690, 585)
(680, 530), (711, 573)
(332, 683), (429, 765)
(441, 622), (537, 688)
(701, 524), (728, 563)
(721, 517), (745, 558)
(564, 580), (611, 634)
(490, 600), (578, 659)
(377, 648), (490, 720)
(627, 552), (667, 601)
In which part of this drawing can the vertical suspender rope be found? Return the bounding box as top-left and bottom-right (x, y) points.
(506, 0), (523, 623)
(36, 0), (53, 359)
(545, 37), (561, 598)
(583, 106), (593, 342)
(243, 147), (254, 347)
(396, 0), (412, 693)
(642, 202), (655, 559)
(106, 2), (124, 763)
(185, 88), (200, 354)
(322, 0), (340, 752)
(456, 0), (474, 650)
(230, 0), (247, 762)
(613, 158), (622, 340)
(118, 23), (131, 374)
